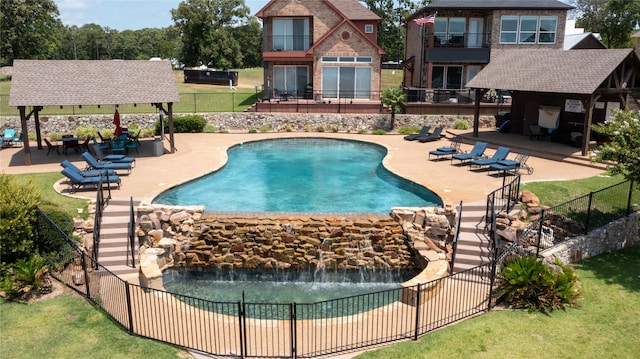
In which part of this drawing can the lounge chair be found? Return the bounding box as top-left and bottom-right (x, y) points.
(60, 160), (116, 177)
(489, 152), (534, 175)
(61, 168), (121, 192)
(44, 139), (60, 156)
(469, 146), (511, 171)
(81, 151), (132, 174)
(403, 126), (431, 141)
(417, 127), (444, 142)
(92, 144), (136, 167)
(451, 141), (488, 165)
(428, 137), (462, 160)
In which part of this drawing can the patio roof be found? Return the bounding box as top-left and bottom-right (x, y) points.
(466, 49), (637, 95)
(9, 60), (180, 107)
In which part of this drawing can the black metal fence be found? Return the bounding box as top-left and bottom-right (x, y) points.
(38, 206), (493, 358)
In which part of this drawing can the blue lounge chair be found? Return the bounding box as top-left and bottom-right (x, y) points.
(61, 168), (121, 192)
(2, 129), (16, 147)
(489, 152), (534, 175)
(470, 146), (511, 171)
(60, 160), (116, 177)
(428, 137), (462, 160)
(81, 151), (132, 173)
(417, 127), (444, 142)
(451, 141), (488, 165)
(404, 126), (431, 141)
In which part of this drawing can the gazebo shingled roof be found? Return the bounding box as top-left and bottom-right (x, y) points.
(9, 60), (180, 165)
(466, 49), (634, 94)
(9, 60), (179, 106)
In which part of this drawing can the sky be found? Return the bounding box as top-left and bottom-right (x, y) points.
(54, 0), (271, 31)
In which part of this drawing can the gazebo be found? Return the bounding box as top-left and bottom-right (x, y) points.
(8, 60), (180, 165)
(467, 49), (640, 156)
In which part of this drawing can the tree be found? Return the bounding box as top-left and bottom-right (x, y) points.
(172, 0), (250, 68)
(0, 0), (63, 66)
(361, 0), (421, 62)
(592, 110), (640, 183)
(381, 87), (406, 130)
(573, 0), (640, 48)
(230, 16), (263, 68)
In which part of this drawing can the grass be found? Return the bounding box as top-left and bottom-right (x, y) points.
(521, 173), (628, 206)
(0, 68), (402, 115)
(356, 246), (640, 359)
(9, 172), (89, 220)
(0, 292), (189, 359)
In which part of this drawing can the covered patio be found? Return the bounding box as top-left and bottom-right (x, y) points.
(467, 49), (640, 156)
(8, 60), (180, 165)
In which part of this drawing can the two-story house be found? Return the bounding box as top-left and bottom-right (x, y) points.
(403, 0), (573, 100)
(256, 0), (385, 105)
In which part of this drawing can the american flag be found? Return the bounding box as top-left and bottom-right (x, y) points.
(413, 14), (436, 25)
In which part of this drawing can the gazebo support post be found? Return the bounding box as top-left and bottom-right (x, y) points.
(472, 89), (487, 138)
(33, 107), (43, 150)
(168, 102), (175, 153)
(18, 106), (32, 165)
(581, 94), (598, 156)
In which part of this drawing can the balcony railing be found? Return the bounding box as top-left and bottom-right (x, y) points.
(430, 32), (491, 48)
(269, 35), (311, 52)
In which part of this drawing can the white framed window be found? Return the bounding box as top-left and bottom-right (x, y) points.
(500, 15), (557, 44)
(321, 56), (372, 63)
(539, 16), (558, 43)
(322, 66), (371, 99)
(433, 17), (467, 46)
(364, 24), (374, 33)
(499, 16), (518, 44)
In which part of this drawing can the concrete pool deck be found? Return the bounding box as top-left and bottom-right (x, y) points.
(1, 129), (607, 206)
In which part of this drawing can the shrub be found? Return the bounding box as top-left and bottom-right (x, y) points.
(497, 256), (581, 313)
(248, 128), (257, 133)
(37, 206), (76, 270)
(358, 129), (368, 134)
(155, 115), (206, 134)
(331, 125), (339, 133)
(203, 124), (217, 133)
(1, 255), (50, 300)
(316, 125), (325, 132)
(259, 125), (272, 133)
(75, 126), (97, 140)
(372, 129), (387, 135)
(452, 119), (469, 130)
(398, 126), (421, 135)
(0, 174), (40, 265)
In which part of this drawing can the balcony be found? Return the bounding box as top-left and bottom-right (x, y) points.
(425, 32), (491, 64)
(268, 35), (311, 52)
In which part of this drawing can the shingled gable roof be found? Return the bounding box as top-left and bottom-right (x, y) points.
(424, 0), (573, 10)
(466, 49), (638, 94)
(257, 0), (381, 20)
(9, 60), (180, 107)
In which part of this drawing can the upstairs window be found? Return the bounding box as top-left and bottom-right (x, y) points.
(500, 15), (557, 44)
(273, 18), (310, 51)
(365, 24), (374, 33)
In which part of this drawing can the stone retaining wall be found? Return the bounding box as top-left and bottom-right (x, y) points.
(135, 205), (457, 290)
(541, 212), (640, 264)
(0, 113), (497, 135)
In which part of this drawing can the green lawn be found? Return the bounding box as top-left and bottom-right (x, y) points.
(0, 68), (402, 116)
(9, 172), (89, 219)
(521, 173), (629, 207)
(356, 246), (640, 359)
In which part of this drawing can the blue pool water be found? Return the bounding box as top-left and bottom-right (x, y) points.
(152, 138), (442, 212)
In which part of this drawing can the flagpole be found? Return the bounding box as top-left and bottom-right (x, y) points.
(419, 22), (426, 98)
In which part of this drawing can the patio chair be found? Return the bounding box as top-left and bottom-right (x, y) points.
(125, 130), (140, 153)
(92, 144), (136, 167)
(111, 138), (126, 155)
(61, 167), (121, 192)
(489, 152), (534, 175)
(469, 146), (511, 171)
(404, 126), (431, 141)
(428, 137), (462, 160)
(44, 139), (60, 156)
(416, 127), (444, 142)
(12, 132), (24, 147)
(60, 159), (116, 177)
(530, 125), (545, 140)
(2, 128), (16, 147)
(451, 141), (488, 165)
(81, 151), (132, 174)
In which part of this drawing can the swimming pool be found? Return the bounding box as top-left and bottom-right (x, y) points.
(152, 138), (442, 212)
